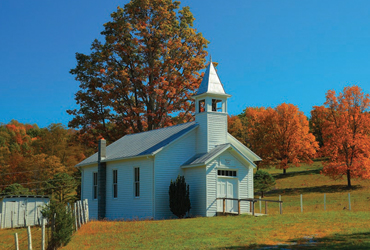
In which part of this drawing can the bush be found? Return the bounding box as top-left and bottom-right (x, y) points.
(169, 175), (191, 218)
(254, 170), (276, 198)
(41, 200), (74, 249)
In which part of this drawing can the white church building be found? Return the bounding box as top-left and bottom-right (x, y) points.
(76, 60), (261, 220)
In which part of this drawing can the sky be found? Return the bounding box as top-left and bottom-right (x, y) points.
(1, 0), (370, 128)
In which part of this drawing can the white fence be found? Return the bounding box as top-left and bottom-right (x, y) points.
(0, 196), (49, 229)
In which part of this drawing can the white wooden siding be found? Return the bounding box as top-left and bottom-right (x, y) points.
(206, 150), (253, 216)
(195, 112), (208, 154)
(81, 165), (98, 220)
(207, 112), (227, 151)
(106, 157), (153, 220)
(154, 130), (197, 219)
(184, 166), (206, 217)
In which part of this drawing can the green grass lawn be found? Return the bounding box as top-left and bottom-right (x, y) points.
(62, 211), (370, 249)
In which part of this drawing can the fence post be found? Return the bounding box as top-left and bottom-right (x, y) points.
(84, 199), (89, 222)
(223, 199), (225, 214)
(259, 196), (261, 213)
(265, 201), (267, 214)
(300, 194), (303, 213)
(0, 213), (2, 229)
(27, 225), (32, 250)
(252, 201), (255, 216)
(348, 193), (351, 211)
(324, 194), (326, 211)
(279, 202), (282, 214)
(238, 200), (241, 215)
(14, 233), (19, 250)
(74, 203), (78, 231)
(42, 219), (46, 250)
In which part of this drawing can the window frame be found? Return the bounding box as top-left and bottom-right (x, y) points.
(217, 169), (237, 177)
(113, 169), (118, 199)
(93, 172), (98, 200)
(134, 167), (140, 198)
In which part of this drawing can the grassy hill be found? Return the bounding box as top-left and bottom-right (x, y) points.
(2, 162), (370, 249)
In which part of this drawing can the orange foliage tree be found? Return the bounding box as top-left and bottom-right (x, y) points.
(242, 104), (318, 173)
(320, 86), (370, 187)
(227, 115), (247, 145)
(68, 0), (209, 143)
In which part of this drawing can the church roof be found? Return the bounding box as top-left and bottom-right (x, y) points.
(76, 122), (198, 167)
(196, 59), (227, 96)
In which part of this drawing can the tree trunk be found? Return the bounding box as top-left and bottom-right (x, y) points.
(347, 169), (352, 188)
(261, 191), (264, 198)
(283, 168), (286, 175)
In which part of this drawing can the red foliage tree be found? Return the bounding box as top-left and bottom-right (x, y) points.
(320, 86), (370, 187)
(242, 104), (318, 173)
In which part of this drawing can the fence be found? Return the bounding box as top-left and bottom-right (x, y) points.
(9, 199), (89, 250)
(216, 197), (283, 216)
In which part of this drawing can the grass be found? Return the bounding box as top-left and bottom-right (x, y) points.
(61, 211), (370, 249)
(0, 226), (44, 250)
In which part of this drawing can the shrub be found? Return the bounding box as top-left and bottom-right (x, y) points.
(41, 200), (74, 249)
(254, 170), (276, 197)
(169, 175), (191, 218)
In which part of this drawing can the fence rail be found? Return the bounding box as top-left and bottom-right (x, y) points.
(216, 198), (283, 216)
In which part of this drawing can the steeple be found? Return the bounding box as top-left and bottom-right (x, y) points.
(195, 59), (228, 96)
(193, 59), (230, 154)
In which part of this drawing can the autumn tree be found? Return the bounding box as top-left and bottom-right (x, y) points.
(320, 86), (370, 187)
(68, 0), (209, 144)
(243, 104), (318, 174)
(227, 115), (247, 145)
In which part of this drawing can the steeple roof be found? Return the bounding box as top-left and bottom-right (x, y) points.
(196, 59), (226, 96)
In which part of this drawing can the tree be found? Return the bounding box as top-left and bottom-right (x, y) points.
(243, 104), (318, 174)
(254, 170), (276, 198)
(2, 183), (31, 195)
(320, 86), (370, 187)
(41, 200), (74, 250)
(46, 173), (77, 203)
(169, 175), (190, 218)
(309, 106), (328, 148)
(68, 0), (209, 143)
(228, 115), (247, 145)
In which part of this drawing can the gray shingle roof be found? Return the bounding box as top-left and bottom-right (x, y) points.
(181, 143), (231, 167)
(77, 122), (198, 167)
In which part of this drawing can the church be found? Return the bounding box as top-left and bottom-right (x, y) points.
(76, 60), (261, 220)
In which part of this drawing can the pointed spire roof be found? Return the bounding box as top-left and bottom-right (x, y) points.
(196, 59), (227, 96)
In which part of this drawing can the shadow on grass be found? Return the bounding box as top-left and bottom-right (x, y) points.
(217, 231), (370, 249)
(266, 184), (362, 196)
(273, 169), (322, 180)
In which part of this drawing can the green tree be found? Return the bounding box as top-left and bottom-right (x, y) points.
(169, 175), (190, 218)
(68, 0), (209, 143)
(254, 170), (276, 198)
(2, 183), (31, 195)
(46, 173), (77, 204)
(41, 200), (74, 250)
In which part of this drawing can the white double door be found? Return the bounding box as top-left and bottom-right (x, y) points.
(217, 178), (238, 213)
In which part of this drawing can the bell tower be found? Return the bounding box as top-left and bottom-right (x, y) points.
(193, 59), (231, 154)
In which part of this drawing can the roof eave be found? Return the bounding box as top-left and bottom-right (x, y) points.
(192, 92), (232, 99)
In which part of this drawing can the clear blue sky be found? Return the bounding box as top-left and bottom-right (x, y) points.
(1, 0), (370, 128)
